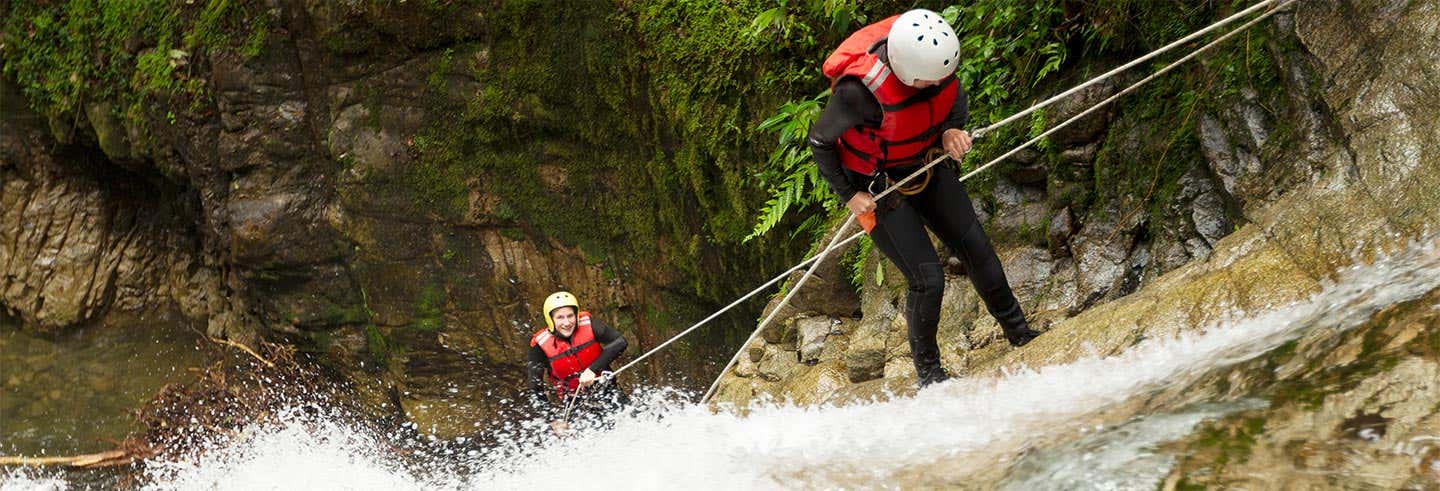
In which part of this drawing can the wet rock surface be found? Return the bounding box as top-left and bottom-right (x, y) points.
(1154, 288), (1440, 489)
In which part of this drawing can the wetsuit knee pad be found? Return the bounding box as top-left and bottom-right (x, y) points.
(906, 262), (946, 327)
(917, 262), (945, 299)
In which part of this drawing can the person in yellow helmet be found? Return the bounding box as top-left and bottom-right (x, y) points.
(527, 291), (629, 434)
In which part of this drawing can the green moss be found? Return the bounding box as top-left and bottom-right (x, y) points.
(499, 227), (526, 242)
(317, 301), (370, 327)
(412, 284), (446, 332)
(426, 48), (454, 94)
(363, 324), (392, 369)
(1189, 414), (1267, 469)
(2, 0), (272, 123)
(1267, 339), (1299, 365)
(187, 0), (269, 59)
(1174, 480), (1207, 491)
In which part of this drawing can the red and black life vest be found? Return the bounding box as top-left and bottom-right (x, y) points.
(822, 15), (959, 175)
(530, 311), (602, 397)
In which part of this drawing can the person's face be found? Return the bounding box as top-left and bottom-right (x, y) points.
(910, 79), (941, 89)
(551, 307), (578, 336)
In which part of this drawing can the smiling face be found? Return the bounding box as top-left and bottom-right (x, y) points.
(550, 307), (578, 336)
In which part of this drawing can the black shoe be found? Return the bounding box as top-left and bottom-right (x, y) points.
(917, 367), (950, 388)
(1003, 324), (1042, 347)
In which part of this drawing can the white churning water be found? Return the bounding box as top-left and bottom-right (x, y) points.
(7, 237), (1440, 490)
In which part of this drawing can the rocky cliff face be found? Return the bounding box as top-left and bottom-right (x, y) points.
(1, 1), (801, 437)
(712, 0), (1440, 409)
(1, 80), (228, 339)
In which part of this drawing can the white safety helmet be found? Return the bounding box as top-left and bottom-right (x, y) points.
(887, 9), (961, 86)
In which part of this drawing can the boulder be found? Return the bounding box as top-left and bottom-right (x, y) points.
(794, 316), (834, 365)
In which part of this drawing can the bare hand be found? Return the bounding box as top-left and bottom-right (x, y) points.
(846, 192), (877, 217)
(549, 420), (572, 436)
(942, 129), (973, 161)
(578, 368), (598, 387)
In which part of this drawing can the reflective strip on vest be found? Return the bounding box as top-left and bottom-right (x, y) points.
(862, 62), (890, 92)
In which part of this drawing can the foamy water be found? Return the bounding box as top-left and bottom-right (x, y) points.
(7, 238), (1440, 490)
(0, 469), (65, 491)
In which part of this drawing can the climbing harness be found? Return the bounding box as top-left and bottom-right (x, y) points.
(887, 149), (947, 196)
(599, 0), (1301, 402)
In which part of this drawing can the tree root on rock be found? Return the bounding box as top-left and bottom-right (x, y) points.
(208, 336), (276, 368)
(0, 441), (158, 468)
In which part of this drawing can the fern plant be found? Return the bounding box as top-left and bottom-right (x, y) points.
(941, 1), (1070, 120)
(743, 90), (833, 243)
(747, 0), (865, 42)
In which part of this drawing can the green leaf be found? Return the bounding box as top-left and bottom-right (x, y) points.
(747, 7), (786, 39)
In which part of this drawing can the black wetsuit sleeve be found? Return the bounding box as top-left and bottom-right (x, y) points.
(527, 345), (557, 419)
(808, 79), (883, 202)
(586, 318), (628, 373)
(938, 83), (971, 134)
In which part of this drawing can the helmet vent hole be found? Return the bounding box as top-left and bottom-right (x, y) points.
(943, 60), (950, 66)
(932, 39), (938, 46)
(917, 35), (925, 41)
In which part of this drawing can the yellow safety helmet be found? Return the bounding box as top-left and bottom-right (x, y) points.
(542, 291), (580, 331)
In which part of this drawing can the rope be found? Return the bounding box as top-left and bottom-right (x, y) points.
(606, 0), (1299, 401)
(978, 0), (1287, 137)
(605, 231), (868, 378)
(699, 214), (858, 401)
(560, 386), (587, 423)
(956, 0), (1300, 185)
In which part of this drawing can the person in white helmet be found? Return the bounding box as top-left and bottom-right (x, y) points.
(527, 291), (629, 434)
(807, 9), (1041, 388)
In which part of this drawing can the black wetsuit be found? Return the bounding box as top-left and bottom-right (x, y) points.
(808, 68), (1034, 386)
(527, 317), (630, 422)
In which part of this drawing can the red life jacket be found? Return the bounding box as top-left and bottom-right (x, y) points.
(822, 15), (959, 175)
(530, 311), (602, 397)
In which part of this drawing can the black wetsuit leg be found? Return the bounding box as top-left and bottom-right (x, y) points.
(909, 165), (1029, 332)
(867, 195), (949, 386)
(868, 164), (1035, 387)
